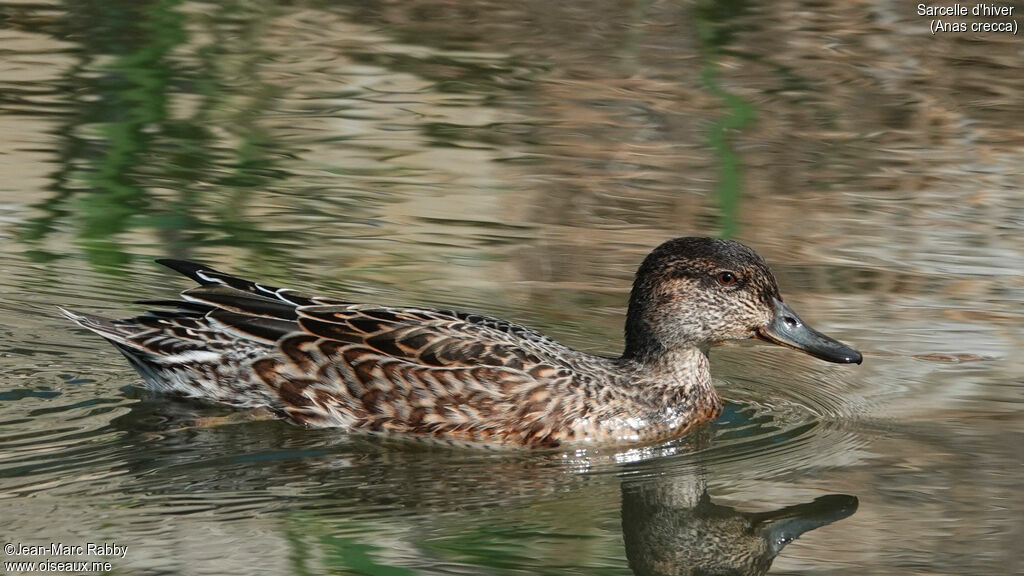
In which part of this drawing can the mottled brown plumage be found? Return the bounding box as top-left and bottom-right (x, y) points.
(62, 237), (861, 449)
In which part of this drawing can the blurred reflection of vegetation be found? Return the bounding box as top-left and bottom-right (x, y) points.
(694, 0), (756, 239)
(20, 0), (288, 271)
(285, 528), (417, 576)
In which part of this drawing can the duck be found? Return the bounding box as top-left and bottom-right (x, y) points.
(62, 237), (861, 449)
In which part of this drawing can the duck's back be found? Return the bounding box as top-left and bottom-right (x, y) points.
(65, 260), (615, 447)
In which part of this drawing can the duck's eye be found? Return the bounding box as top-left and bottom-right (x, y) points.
(716, 271), (738, 286)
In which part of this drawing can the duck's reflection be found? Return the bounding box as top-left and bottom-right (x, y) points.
(621, 475), (857, 576)
(108, 402), (858, 575)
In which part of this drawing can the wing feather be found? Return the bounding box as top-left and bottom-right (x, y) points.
(294, 304), (577, 370)
(69, 259), (598, 446)
(247, 303), (591, 446)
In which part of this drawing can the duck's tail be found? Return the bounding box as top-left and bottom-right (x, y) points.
(59, 305), (278, 408)
(59, 307), (144, 347)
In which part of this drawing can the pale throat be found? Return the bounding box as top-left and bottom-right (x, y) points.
(665, 344), (711, 377)
(632, 345), (714, 393)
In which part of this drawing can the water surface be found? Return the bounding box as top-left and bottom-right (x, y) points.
(2, 1), (1023, 574)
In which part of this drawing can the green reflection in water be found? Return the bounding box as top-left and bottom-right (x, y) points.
(694, 0), (756, 239)
(283, 512), (420, 576)
(316, 535), (417, 576)
(20, 0), (288, 272)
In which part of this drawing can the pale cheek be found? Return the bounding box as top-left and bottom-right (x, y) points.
(712, 302), (769, 338)
(739, 309), (772, 333)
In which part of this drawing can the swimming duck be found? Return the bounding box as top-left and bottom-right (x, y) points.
(62, 237), (860, 448)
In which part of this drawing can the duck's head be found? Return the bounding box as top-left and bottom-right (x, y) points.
(622, 237), (861, 364)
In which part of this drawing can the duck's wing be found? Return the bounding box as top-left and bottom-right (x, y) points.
(132, 260), (586, 446)
(298, 304), (578, 366)
(249, 304), (588, 446)
(155, 258), (353, 312)
(65, 259), (346, 356)
(156, 259), (578, 365)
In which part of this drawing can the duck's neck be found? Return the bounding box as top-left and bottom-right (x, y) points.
(620, 280), (716, 398)
(616, 343), (712, 388)
(622, 310), (709, 365)
(621, 288), (666, 362)
(633, 347), (711, 386)
(622, 273), (703, 363)
(616, 346), (721, 422)
(621, 315), (664, 363)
